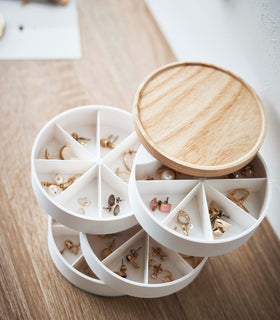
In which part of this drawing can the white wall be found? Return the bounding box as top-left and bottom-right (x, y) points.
(146, 0), (280, 238)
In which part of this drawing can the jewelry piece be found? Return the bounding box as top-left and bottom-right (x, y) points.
(71, 132), (91, 147)
(101, 239), (115, 259)
(108, 194), (122, 207)
(149, 259), (155, 267)
(241, 165), (254, 178)
(45, 148), (56, 160)
(78, 197), (91, 206)
(126, 247), (142, 269)
(146, 176), (154, 180)
(158, 167), (176, 180)
(41, 173), (81, 193)
(60, 240), (80, 255)
(116, 168), (130, 183)
(84, 265), (98, 279)
(152, 247), (167, 260)
(77, 208), (85, 215)
(159, 197), (172, 213)
(47, 185), (60, 196)
(228, 164), (255, 179)
(209, 201), (231, 237)
(163, 270), (174, 282)
(150, 197), (172, 213)
(177, 210), (191, 236)
(59, 145), (68, 160)
(150, 197), (158, 211)
(115, 259), (127, 278)
(123, 150), (136, 172)
(180, 254), (200, 268)
(151, 264), (163, 279)
(100, 135), (119, 149)
(54, 174), (64, 185)
(227, 189), (250, 213)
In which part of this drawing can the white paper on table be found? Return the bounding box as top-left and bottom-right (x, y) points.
(0, 0), (81, 60)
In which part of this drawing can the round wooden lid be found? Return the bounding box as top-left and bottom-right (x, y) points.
(133, 62), (267, 177)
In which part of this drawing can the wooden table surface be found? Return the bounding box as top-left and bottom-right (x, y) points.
(0, 1), (279, 319)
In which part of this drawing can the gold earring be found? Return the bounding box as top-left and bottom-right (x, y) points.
(177, 210), (191, 236)
(123, 150), (136, 172)
(78, 197), (91, 206)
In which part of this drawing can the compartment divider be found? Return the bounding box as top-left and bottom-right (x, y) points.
(55, 163), (99, 205)
(96, 111), (101, 160)
(144, 235), (150, 284)
(102, 131), (138, 163)
(98, 164), (102, 218)
(35, 159), (95, 174)
(71, 254), (85, 267)
(55, 123), (93, 160)
(162, 182), (201, 226)
(102, 163), (127, 185)
(101, 229), (146, 266)
(205, 183), (257, 228)
(175, 252), (194, 272)
(201, 184), (214, 240)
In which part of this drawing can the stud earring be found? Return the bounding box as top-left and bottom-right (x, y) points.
(152, 247), (167, 260)
(60, 240), (80, 255)
(108, 194), (122, 207)
(100, 135), (119, 149)
(151, 264), (163, 279)
(71, 132), (91, 147)
(150, 197), (172, 213)
(115, 259), (127, 278)
(126, 247), (142, 269)
(101, 239), (115, 259)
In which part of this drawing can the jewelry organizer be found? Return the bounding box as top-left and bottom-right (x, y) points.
(31, 106), (140, 234)
(129, 146), (269, 257)
(48, 217), (123, 296)
(31, 61), (270, 297)
(80, 225), (207, 298)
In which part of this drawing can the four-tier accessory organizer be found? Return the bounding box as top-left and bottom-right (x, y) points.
(31, 62), (270, 298)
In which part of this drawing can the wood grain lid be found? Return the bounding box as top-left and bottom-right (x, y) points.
(133, 62), (267, 177)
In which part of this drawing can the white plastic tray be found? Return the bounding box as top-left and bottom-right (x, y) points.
(48, 217), (123, 296)
(129, 146), (270, 257)
(80, 225), (207, 298)
(31, 105), (140, 234)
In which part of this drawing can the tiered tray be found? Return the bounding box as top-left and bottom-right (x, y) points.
(31, 106), (140, 233)
(129, 146), (269, 256)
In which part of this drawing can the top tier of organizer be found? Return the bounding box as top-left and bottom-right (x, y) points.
(133, 62), (267, 177)
(31, 106), (140, 234)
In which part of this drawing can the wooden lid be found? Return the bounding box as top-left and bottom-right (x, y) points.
(133, 62), (267, 177)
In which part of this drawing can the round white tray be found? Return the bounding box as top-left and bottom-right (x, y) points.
(48, 217), (123, 296)
(80, 225), (207, 298)
(31, 105), (139, 234)
(129, 146), (270, 257)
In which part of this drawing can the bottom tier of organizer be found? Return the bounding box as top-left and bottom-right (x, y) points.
(48, 217), (123, 296)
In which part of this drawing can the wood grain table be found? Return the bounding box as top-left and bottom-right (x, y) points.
(0, 1), (279, 319)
